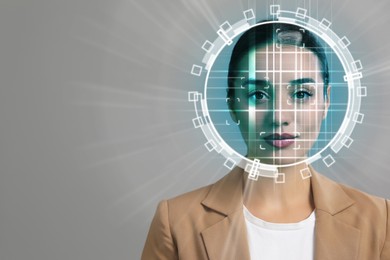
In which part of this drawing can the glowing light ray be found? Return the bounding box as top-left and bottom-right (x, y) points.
(76, 16), (191, 73)
(114, 145), (209, 205)
(84, 145), (155, 168)
(128, 0), (171, 32)
(363, 63), (390, 78)
(179, 0), (221, 30)
(73, 82), (189, 104)
(79, 37), (189, 73)
(80, 120), (193, 150)
(248, 46), (257, 158)
(113, 146), (216, 222)
(344, 1), (388, 40)
(74, 81), (189, 96)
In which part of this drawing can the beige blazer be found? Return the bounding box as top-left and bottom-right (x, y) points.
(142, 167), (390, 260)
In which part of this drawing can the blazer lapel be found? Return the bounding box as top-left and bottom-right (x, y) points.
(200, 167), (250, 260)
(314, 210), (360, 260)
(199, 166), (361, 260)
(310, 166), (360, 260)
(201, 210), (250, 260)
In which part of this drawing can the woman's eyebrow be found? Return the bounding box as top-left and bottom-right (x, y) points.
(289, 78), (316, 85)
(242, 78), (270, 87)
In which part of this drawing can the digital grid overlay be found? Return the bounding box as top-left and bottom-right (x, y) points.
(188, 6), (366, 181)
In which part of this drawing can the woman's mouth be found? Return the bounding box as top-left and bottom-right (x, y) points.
(264, 133), (297, 149)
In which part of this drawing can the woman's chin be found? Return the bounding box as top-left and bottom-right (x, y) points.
(247, 155), (306, 166)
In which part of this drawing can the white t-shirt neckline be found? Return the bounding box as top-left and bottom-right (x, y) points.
(243, 205), (316, 231)
(243, 206), (316, 260)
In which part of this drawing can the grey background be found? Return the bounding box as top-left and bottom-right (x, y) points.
(1, 0), (390, 259)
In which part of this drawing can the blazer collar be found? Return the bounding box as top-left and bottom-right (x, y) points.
(309, 165), (355, 215)
(201, 166), (245, 216)
(200, 167), (250, 260)
(200, 166), (360, 260)
(201, 165), (356, 216)
(309, 165), (360, 260)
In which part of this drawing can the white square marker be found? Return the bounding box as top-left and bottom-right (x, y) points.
(300, 168), (312, 179)
(188, 91), (198, 102)
(353, 112), (364, 124)
(204, 140), (216, 152)
(296, 8), (307, 19)
(323, 154), (336, 167)
(220, 21), (232, 32)
(202, 40), (214, 53)
(341, 136), (354, 148)
(191, 65), (202, 76)
(357, 86), (367, 97)
(352, 60), (363, 71)
(275, 173), (285, 183)
(319, 18), (331, 30)
(243, 9), (255, 20)
(192, 117), (204, 128)
(339, 36), (351, 49)
(270, 5), (280, 16)
(224, 158), (236, 170)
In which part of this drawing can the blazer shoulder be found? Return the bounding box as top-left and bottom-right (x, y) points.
(338, 182), (387, 213)
(165, 183), (214, 215)
(339, 185), (390, 259)
(170, 183), (213, 203)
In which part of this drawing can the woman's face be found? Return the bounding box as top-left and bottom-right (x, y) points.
(230, 43), (330, 165)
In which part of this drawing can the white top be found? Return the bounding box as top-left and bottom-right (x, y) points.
(243, 206), (315, 260)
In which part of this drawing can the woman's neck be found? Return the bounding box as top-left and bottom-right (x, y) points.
(242, 163), (315, 223)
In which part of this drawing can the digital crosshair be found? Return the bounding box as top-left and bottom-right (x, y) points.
(188, 5), (366, 181)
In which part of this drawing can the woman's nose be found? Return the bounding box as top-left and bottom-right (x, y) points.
(269, 97), (294, 127)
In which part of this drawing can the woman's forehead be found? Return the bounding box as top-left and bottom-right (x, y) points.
(235, 44), (323, 82)
(236, 44), (320, 67)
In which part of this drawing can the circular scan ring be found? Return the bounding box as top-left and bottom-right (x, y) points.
(188, 6), (365, 179)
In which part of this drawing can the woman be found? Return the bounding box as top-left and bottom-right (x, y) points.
(142, 21), (390, 260)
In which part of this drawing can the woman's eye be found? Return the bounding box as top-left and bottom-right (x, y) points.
(249, 91), (269, 103)
(293, 90), (313, 101)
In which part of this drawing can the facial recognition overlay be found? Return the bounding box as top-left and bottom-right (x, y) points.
(189, 6), (365, 179)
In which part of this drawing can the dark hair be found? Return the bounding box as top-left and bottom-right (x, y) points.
(227, 20), (329, 100)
